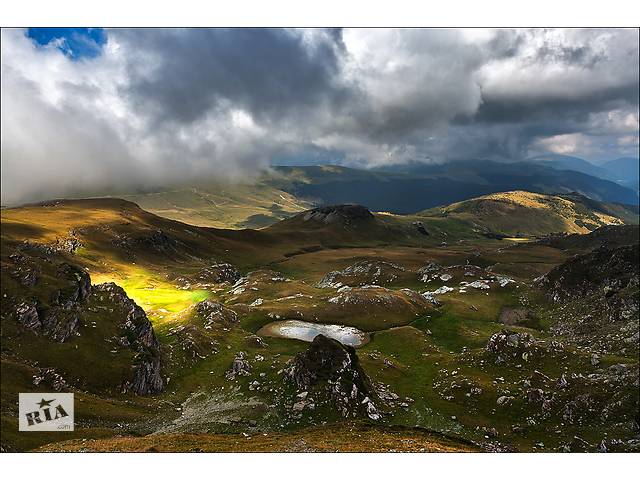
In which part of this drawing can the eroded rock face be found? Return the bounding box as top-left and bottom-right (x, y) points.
(15, 302), (41, 330)
(41, 306), (82, 342)
(93, 283), (164, 394)
(284, 334), (382, 420)
(130, 357), (164, 395)
(52, 263), (92, 305)
(12, 263), (91, 342)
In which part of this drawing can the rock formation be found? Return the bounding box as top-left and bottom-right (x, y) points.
(284, 334), (382, 420)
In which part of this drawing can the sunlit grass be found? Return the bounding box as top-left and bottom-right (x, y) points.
(91, 264), (210, 324)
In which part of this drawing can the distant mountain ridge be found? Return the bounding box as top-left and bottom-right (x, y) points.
(527, 154), (639, 192)
(269, 160), (639, 214)
(527, 154), (615, 180)
(600, 157), (639, 191)
(13, 160), (637, 230)
(101, 161), (640, 229)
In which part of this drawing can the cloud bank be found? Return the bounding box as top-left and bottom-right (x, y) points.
(1, 28), (638, 205)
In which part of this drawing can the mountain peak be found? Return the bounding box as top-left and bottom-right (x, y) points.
(300, 204), (374, 225)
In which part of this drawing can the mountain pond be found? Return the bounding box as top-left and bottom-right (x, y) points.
(257, 320), (370, 347)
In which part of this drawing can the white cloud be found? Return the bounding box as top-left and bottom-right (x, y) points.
(533, 133), (592, 155)
(1, 28), (638, 205)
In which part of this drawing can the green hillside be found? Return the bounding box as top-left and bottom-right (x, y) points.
(121, 181), (312, 229)
(1, 195), (638, 453)
(419, 191), (638, 237)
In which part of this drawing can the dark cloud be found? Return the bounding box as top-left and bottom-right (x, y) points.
(1, 28), (638, 205)
(454, 29), (639, 162)
(114, 28), (347, 127)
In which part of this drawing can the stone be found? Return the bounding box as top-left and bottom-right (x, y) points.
(284, 334), (382, 420)
(15, 302), (41, 330)
(497, 395), (515, 406)
(226, 352), (251, 380)
(196, 300), (238, 328)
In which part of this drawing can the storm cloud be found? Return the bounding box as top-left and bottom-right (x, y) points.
(1, 28), (638, 205)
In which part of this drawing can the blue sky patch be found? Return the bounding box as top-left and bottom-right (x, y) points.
(26, 28), (107, 59)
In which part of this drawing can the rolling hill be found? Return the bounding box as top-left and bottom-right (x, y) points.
(418, 191), (638, 237)
(120, 181), (312, 229)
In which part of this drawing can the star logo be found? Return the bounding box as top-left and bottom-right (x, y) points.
(37, 398), (55, 408)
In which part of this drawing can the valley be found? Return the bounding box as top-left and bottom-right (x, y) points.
(1, 190), (638, 453)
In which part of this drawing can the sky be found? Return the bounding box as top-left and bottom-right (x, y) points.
(1, 28), (638, 205)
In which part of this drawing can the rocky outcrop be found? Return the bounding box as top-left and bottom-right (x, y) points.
(130, 356), (164, 395)
(8, 253), (39, 287)
(53, 263), (92, 305)
(225, 351), (252, 380)
(486, 330), (541, 364)
(317, 260), (407, 288)
(11, 263), (91, 342)
(300, 204), (374, 225)
(32, 367), (68, 391)
(196, 263), (241, 284)
(51, 233), (82, 254)
(539, 244), (638, 303)
(16, 233), (82, 256)
(15, 302), (41, 330)
(41, 305), (82, 342)
(536, 244), (639, 354)
(42, 263), (91, 342)
(166, 324), (219, 364)
(195, 299), (238, 328)
(93, 283), (164, 394)
(173, 263), (241, 289)
(112, 229), (183, 256)
(412, 221), (429, 235)
(283, 334), (382, 420)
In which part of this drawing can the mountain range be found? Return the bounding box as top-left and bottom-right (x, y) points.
(117, 159), (638, 229)
(528, 154), (639, 191)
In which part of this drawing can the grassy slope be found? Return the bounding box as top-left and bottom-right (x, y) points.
(1, 196), (638, 452)
(419, 190), (637, 236)
(36, 423), (478, 452)
(121, 182), (313, 229)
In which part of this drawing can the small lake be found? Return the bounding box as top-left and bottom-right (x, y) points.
(257, 320), (370, 347)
